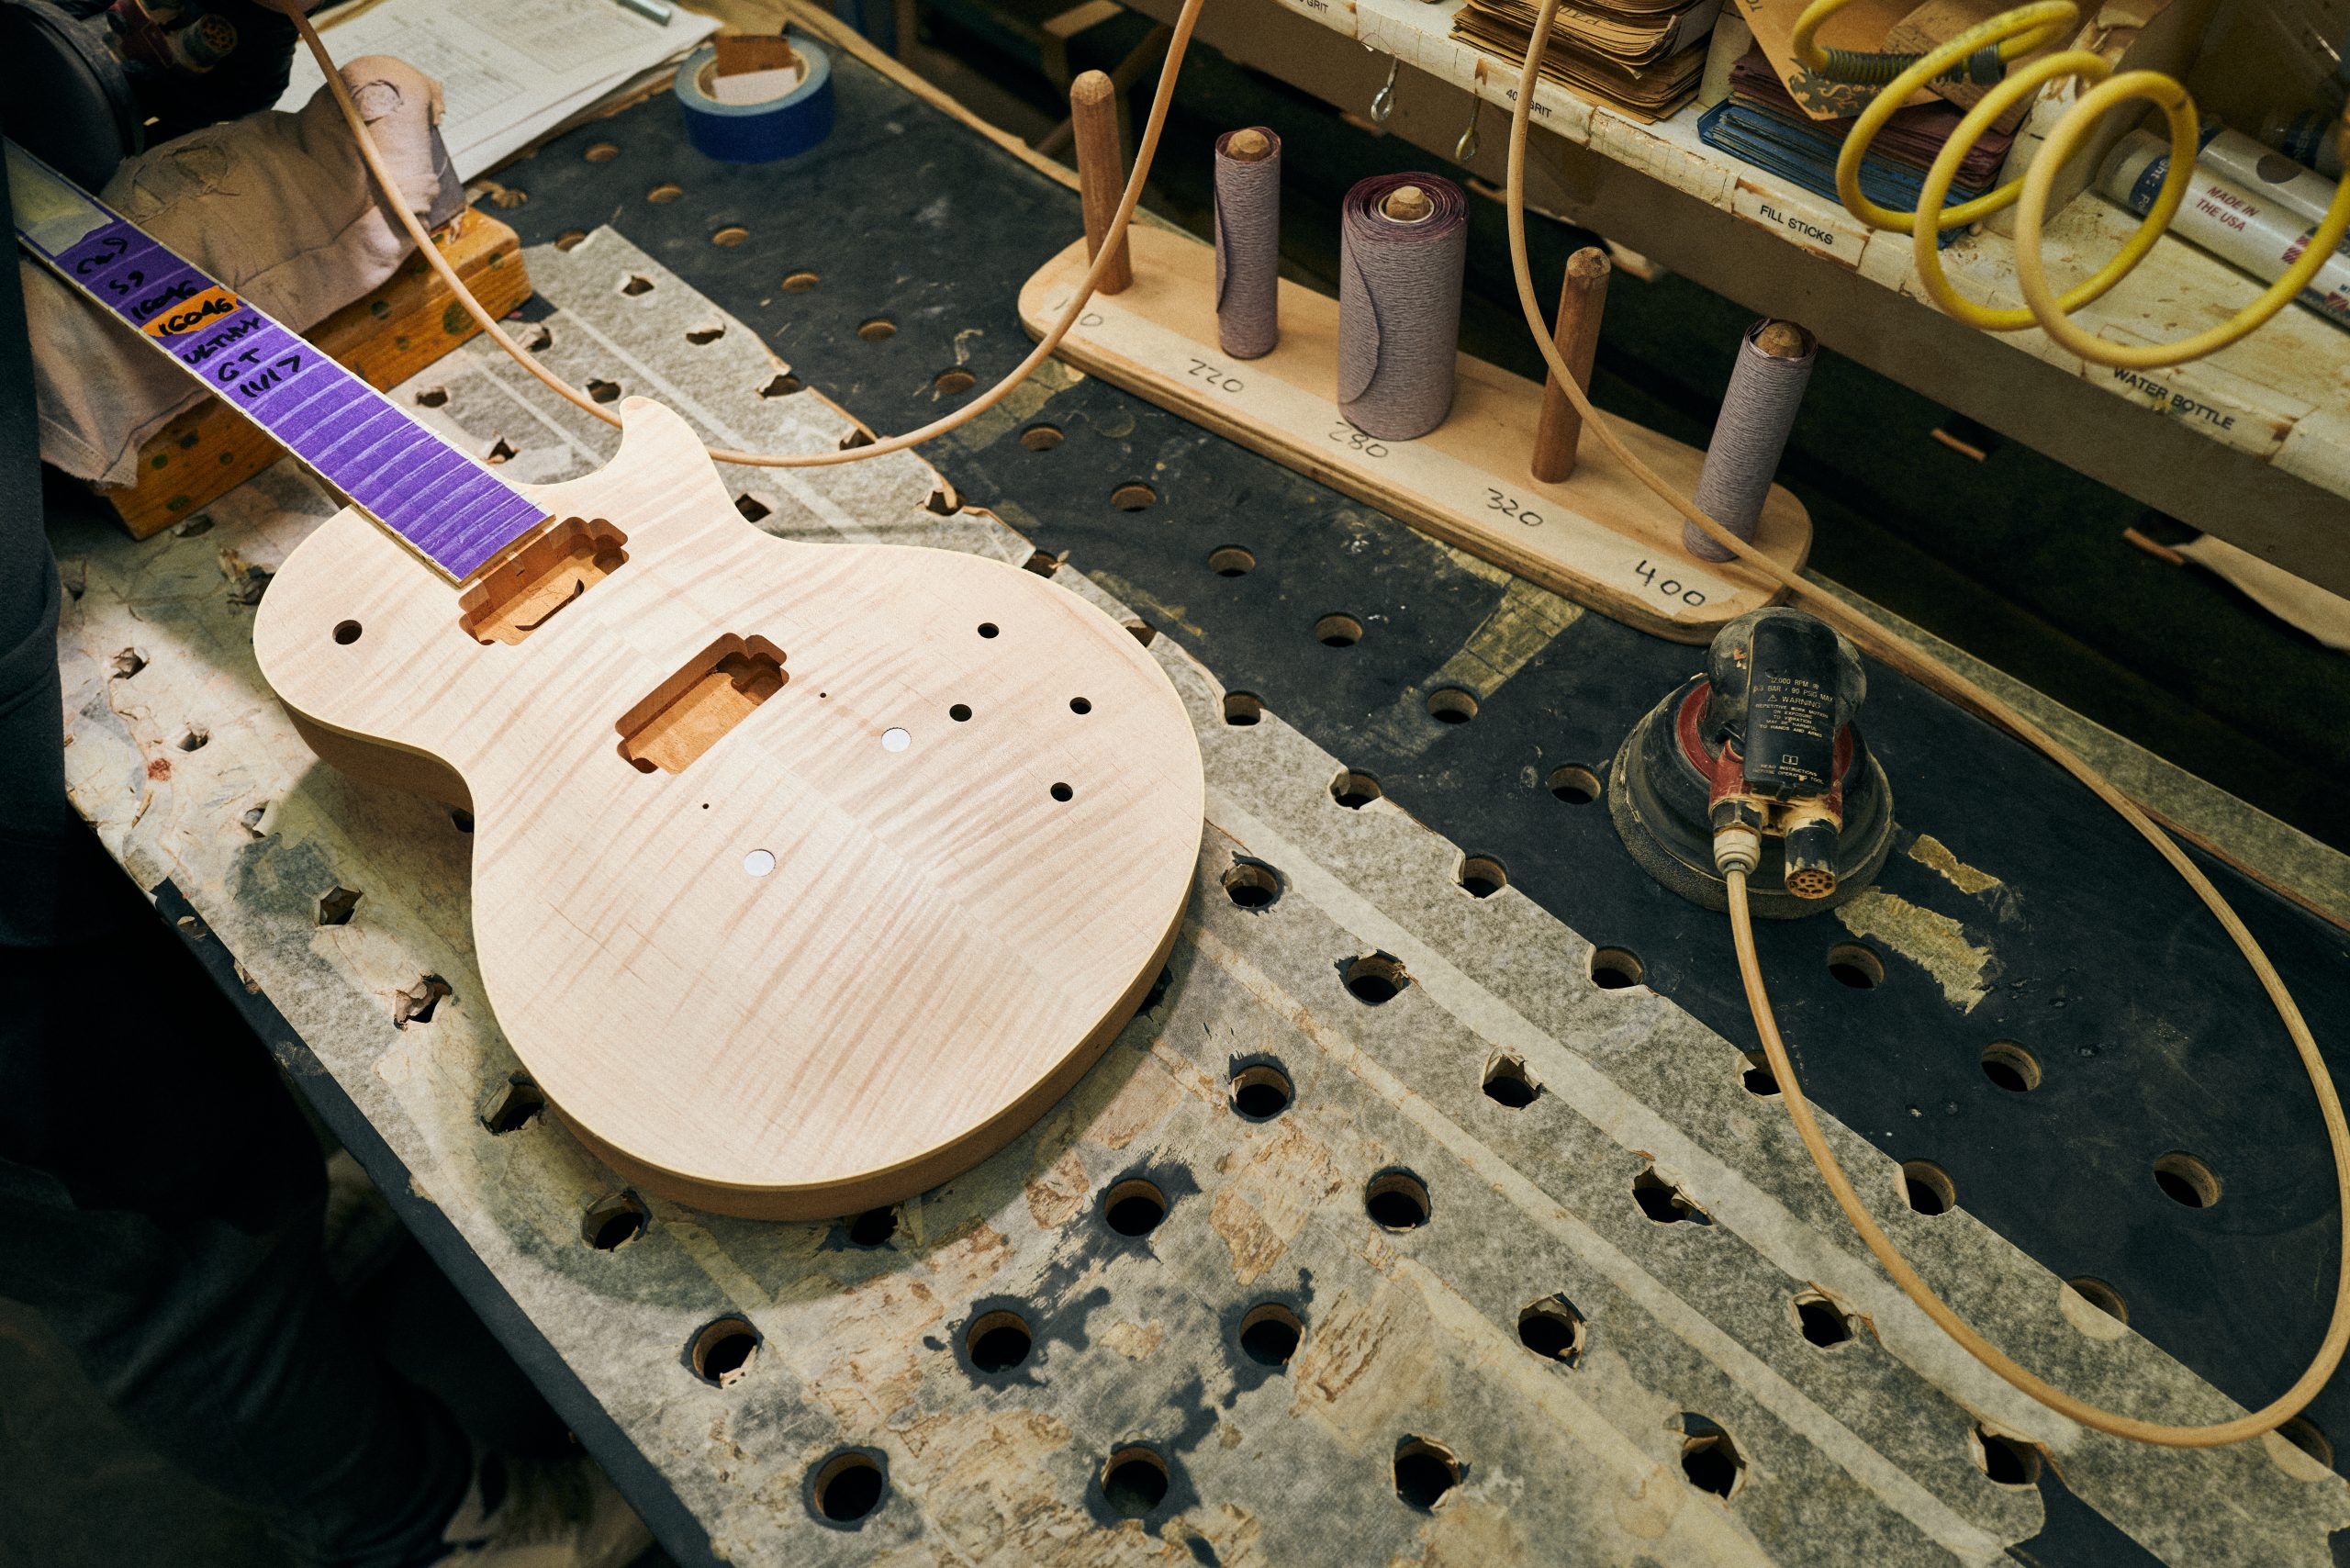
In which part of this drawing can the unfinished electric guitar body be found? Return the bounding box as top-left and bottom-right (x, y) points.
(254, 401), (1203, 1216)
(8, 138), (1203, 1219)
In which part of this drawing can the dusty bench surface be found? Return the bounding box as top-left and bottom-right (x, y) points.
(50, 216), (2350, 1568)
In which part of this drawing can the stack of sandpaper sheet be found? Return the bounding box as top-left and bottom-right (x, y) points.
(1452, 0), (1723, 121)
(1698, 47), (2010, 244)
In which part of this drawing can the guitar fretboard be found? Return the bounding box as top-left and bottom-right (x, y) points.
(6, 139), (545, 583)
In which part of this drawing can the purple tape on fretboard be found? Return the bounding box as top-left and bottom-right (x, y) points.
(39, 209), (544, 581)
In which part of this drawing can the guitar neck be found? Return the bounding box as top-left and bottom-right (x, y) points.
(6, 138), (546, 583)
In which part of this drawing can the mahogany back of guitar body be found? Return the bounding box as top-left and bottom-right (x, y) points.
(253, 400), (1204, 1218)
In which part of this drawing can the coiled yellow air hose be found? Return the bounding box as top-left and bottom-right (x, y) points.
(277, 0), (2350, 1449)
(1796, 0), (2350, 366)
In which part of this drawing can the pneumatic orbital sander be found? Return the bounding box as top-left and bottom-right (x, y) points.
(1608, 608), (1894, 919)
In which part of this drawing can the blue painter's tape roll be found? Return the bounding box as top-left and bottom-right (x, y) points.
(675, 39), (834, 164)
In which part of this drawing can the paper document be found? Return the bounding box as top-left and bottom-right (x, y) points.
(280, 0), (717, 178)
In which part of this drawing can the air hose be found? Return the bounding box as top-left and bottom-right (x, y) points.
(1795, 0), (2350, 367)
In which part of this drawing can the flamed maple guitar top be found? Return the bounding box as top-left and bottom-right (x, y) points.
(253, 400), (1205, 1218)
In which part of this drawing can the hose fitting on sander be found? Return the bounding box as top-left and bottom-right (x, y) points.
(1607, 608), (1893, 918)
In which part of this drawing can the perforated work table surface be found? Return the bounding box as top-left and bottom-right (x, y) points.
(47, 30), (2350, 1568)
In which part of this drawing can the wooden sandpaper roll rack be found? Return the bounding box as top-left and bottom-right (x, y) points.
(1018, 76), (1811, 644)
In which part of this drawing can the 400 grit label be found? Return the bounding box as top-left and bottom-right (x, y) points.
(1045, 286), (1737, 622)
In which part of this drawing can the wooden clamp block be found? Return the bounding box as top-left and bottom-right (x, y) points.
(102, 207), (534, 541)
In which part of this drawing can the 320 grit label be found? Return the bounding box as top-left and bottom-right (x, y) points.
(1043, 284), (1740, 621)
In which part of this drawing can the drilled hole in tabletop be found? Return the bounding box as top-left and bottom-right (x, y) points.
(554, 230), (588, 252)
(686, 324), (725, 345)
(1900, 1160), (1956, 1215)
(845, 1206), (897, 1248)
(810, 1451), (885, 1524)
(1343, 952), (1407, 1004)
(1102, 1178), (1167, 1237)
(1048, 781), (1073, 802)
(621, 274), (654, 296)
(2065, 1276), (2128, 1324)
(1224, 691), (1263, 727)
(1230, 1062), (1292, 1120)
(2154, 1151), (2221, 1209)
(856, 317), (896, 342)
(1365, 1169), (1430, 1230)
(1426, 687), (1479, 724)
(1981, 1040), (2041, 1092)
(1590, 947), (1644, 989)
(587, 378), (622, 403)
(965, 1308), (1032, 1373)
(478, 1074), (544, 1134)
(1222, 859), (1281, 910)
(332, 619), (363, 645)
(1100, 1447), (1169, 1518)
(759, 373), (805, 398)
(2279, 1417), (2333, 1470)
(1393, 1437), (1460, 1510)
(781, 269), (820, 291)
(977, 622), (999, 638)
(733, 494), (771, 522)
(582, 1192), (647, 1250)
(1459, 855), (1507, 899)
(1794, 1291), (1853, 1347)
(1740, 1052), (1779, 1096)
(1482, 1056), (1539, 1108)
(1208, 544), (1255, 577)
(1516, 1297), (1585, 1366)
(1109, 482), (1158, 512)
(1547, 764), (1601, 803)
(710, 226), (749, 248)
(934, 368), (976, 395)
(1238, 1302), (1303, 1366)
(1331, 769), (1382, 809)
(1680, 1420), (1744, 1499)
(1019, 422), (1063, 451)
(1973, 1427), (2042, 1488)
(1314, 612), (1362, 647)
(1633, 1169), (1708, 1225)
(1069, 696), (1091, 714)
(584, 140), (620, 162)
(1827, 942), (1885, 989)
(688, 1316), (758, 1386)
(838, 429), (874, 451)
(414, 386), (449, 408)
(317, 886), (362, 926)
(646, 182), (683, 203)
(948, 702), (972, 722)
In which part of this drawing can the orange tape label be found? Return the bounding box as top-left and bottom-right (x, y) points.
(142, 286), (240, 339)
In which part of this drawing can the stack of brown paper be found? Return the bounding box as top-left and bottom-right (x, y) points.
(1453, 0), (1724, 121)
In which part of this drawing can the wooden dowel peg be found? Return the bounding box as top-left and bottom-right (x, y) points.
(1070, 70), (1132, 295)
(1529, 246), (1611, 484)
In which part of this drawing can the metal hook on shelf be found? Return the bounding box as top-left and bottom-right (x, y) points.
(1455, 94), (1483, 162)
(1371, 55), (1399, 124)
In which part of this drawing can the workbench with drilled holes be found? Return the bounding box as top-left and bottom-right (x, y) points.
(47, 18), (2350, 1567)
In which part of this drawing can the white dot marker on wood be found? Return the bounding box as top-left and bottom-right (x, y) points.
(743, 849), (776, 877)
(882, 727), (911, 752)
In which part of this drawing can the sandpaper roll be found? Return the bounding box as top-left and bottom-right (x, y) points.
(1336, 173), (1468, 442)
(1685, 319), (1815, 563)
(1214, 127), (1282, 359)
